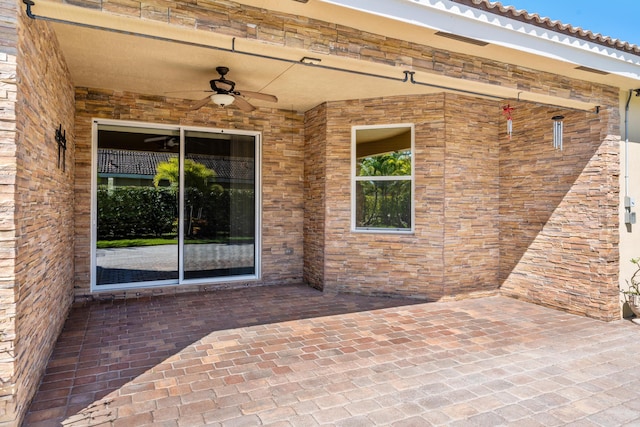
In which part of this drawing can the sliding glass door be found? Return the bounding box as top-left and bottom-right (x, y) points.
(95, 125), (180, 286)
(183, 130), (256, 279)
(92, 121), (260, 291)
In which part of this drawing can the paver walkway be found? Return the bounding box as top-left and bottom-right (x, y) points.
(24, 284), (640, 426)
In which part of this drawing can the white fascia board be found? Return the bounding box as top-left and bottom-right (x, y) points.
(318, 0), (640, 81)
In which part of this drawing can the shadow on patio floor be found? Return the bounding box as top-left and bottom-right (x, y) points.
(24, 284), (640, 426)
(24, 284), (421, 426)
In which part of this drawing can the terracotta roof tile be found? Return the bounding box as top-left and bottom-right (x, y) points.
(98, 149), (255, 182)
(450, 0), (640, 55)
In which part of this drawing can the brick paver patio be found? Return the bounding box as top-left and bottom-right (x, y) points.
(24, 284), (640, 426)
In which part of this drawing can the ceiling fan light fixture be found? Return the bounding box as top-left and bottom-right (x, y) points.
(211, 93), (235, 107)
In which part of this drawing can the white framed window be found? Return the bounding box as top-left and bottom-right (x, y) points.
(351, 124), (415, 233)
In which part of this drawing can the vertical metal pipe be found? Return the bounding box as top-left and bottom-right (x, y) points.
(625, 90), (633, 198)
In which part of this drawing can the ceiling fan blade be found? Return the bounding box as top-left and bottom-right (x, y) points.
(236, 90), (278, 103)
(232, 95), (256, 112)
(191, 96), (212, 110)
(144, 136), (170, 143)
(164, 90), (213, 94)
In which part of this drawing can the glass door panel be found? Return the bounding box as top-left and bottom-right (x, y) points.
(183, 130), (256, 280)
(96, 125), (180, 286)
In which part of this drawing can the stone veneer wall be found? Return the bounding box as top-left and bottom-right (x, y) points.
(303, 103), (327, 290)
(73, 89), (305, 297)
(46, 0), (603, 108)
(499, 103), (620, 320)
(55, 0), (622, 317)
(306, 93), (501, 300)
(443, 95), (501, 297)
(0, 0), (18, 419)
(304, 91), (620, 320)
(0, 7), (76, 427)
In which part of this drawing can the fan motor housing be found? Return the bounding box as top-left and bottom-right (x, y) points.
(210, 79), (235, 93)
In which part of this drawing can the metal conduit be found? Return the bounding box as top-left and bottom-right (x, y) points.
(22, 0), (597, 112)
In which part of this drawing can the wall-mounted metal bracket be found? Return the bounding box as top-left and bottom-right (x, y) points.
(21, 0), (601, 115)
(55, 124), (67, 171)
(23, 0), (36, 19)
(403, 71), (416, 83)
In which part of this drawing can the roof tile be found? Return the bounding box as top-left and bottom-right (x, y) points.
(98, 149), (255, 182)
(451, 0), (640, 55)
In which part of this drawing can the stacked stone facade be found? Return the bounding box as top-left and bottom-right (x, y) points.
(73, 89), (306, 298)
(304, 92), (619, 319)
(303, 103), (327, 291)
(310, 94), (460, 300)
(499, 103), (620, 319)
(72, 89), (621, 319)
(0, 3), (17, 420)
(1, 0), (626, 425)
(0, 5), (76, 426)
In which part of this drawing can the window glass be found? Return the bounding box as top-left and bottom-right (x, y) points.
(183, 130), (256, 279)
(93, 122), (259, 290)
(353, 125), (414, 232)
(96, 127), (180, 285)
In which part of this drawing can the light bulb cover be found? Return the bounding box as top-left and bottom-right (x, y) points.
(211, 93), (235, 107)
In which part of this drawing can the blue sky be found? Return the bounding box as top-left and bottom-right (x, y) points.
(499, 0), (640, 45)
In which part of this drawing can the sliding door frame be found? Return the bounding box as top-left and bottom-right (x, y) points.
(90, 118), (262, 292)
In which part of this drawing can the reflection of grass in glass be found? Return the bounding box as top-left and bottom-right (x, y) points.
(98, 236), (253, 248)
(97, 238), (178, 249)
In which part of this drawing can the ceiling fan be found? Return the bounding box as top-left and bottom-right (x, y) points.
(144, 136), (179, 151)
(191, 66), (278, 112)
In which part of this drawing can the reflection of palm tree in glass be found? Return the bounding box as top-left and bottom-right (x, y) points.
(359, 151), (411, 228)
(359, 151), (411, 177)
(153, 157), (217, 192)
(154, 158), (222, 238)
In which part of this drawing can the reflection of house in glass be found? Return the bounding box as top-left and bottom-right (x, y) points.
(98, 148), (255, 189)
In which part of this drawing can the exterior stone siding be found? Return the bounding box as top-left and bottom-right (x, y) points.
(73, 88), (305, 298)
(0, 9), (76, 427)
(304, 91), (620, 320)
(303, 103), (327, 291)
(499, 103), (620, 320)
(0, 24), (17, 427)
(64, 0), (620, 317)
(307, 93), (501, 301)
(0, 0), (625, 425)
(320, 94), (458, 300)
(51, 0), (605, 106)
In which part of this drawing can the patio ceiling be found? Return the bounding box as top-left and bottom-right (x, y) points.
(50, 21), (444, 113)
(31, 0), (634, 114)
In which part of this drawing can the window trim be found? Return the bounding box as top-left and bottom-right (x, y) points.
(351, 123), (415, 234)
